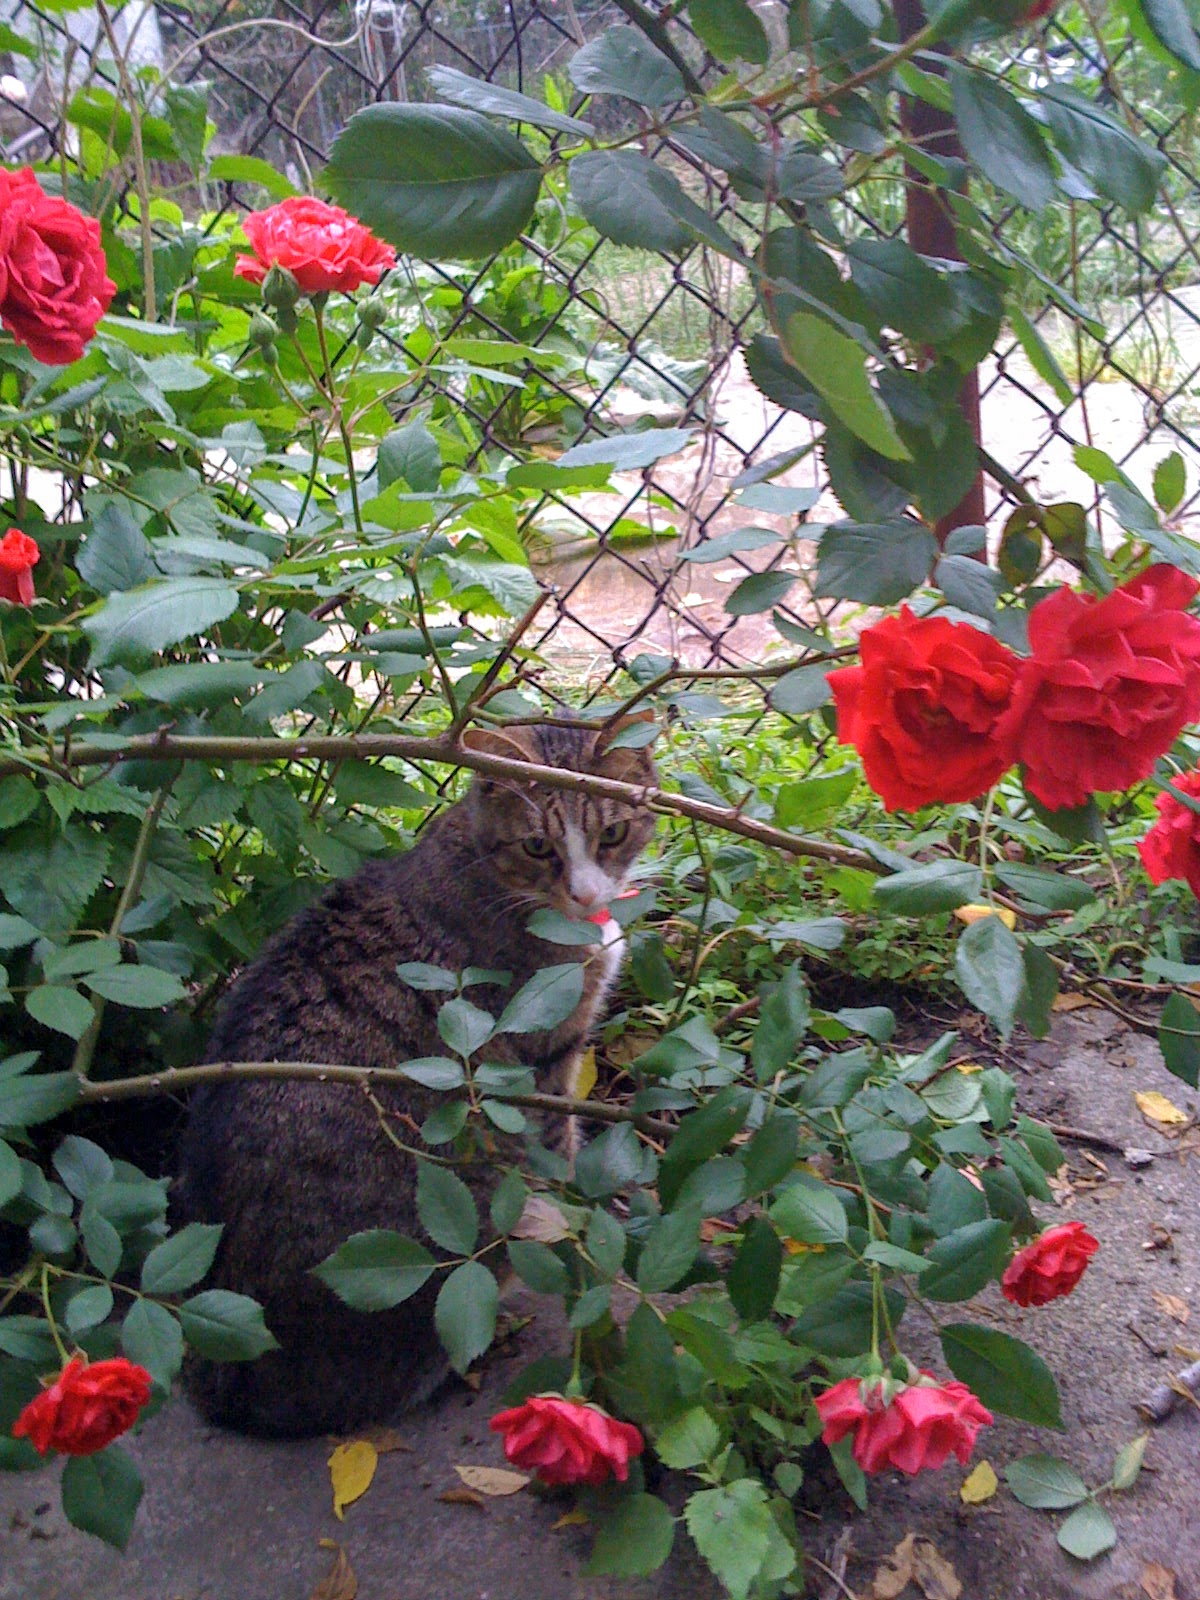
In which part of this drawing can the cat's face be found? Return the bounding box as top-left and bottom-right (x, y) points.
(463, 718), (657, 920)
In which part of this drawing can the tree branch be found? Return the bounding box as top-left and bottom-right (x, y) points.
(76, 1059), (676, 1136)
(9, 730), (877, 870)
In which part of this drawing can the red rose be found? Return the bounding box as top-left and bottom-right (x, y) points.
(1138, 768), (1200, 898)
(827, 608), (1020, 811)
(234, 197), (396, 296)
(998, 566), (1200, 811)
(0, 526), (38, 604)
(12, 1356), (152, 1457)
(489, 1394), (644, 1487)
(0, 168), (115, 365)
(816, 1372), (993, 1476)
(1001, 1221), (1099, 1308)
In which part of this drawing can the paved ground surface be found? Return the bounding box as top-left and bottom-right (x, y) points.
(2, 1004), (1197, 1600)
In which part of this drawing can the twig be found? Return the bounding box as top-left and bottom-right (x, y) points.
(808, 1545), (863, 1600)
(0, 731), (879, 870)
(1045, 1120), (1135, 1157)
(450, 592), (550, 737)
(1137, 1358), (1200, 1423)
(71, 784), (172, 1080)
(75, 1060), (676, 1136)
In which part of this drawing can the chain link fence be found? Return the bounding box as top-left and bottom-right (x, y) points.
(2, 0), (1197, 694)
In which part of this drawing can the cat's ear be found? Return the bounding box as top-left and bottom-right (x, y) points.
(593, 711), (658, 785)
(461, 725), (540, 783)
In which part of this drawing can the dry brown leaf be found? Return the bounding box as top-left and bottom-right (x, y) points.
(1140, 1561), (1178, 1600)
(552, 1508), (591, 1530)
(912, 1540), (962, 1600)
(437, 1488), (485, 1509)
(870, 1533), (917, 1600)
(1152, 1291), (1190, 1325)
(454, 1464), (531, 1497)
(959, 1460), (998, 1504)
(510, 1194), (573, 1243)
(700, 1217), (737, 1241)
(310, 1540), (357, 1600)
(1135, 1091), (1189, 1128)
(327, 1441), (377, 1522)
(1052, 993), (1094, 1012)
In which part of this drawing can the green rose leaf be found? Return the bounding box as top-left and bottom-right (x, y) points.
(941, 1323), (1063, 1427)
(435, 1259), (498, 1372)
(326, 104), (541, 260)
(61, 1447), (144, 1552)
(782, 314), (910, 461)
(311, 1230), (436, 1311)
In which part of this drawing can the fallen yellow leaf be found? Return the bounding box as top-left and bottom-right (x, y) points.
(553, 1508), (591, 1530)
(327, 1440), (377, 1522)
(954, 1061), (983, 1075)
(783, 1239), (826, 1256)
(572, 1046), (597, 1103)
(959, 1460), (998, 1504)
(954, 904), (1016, 930)
(454, 1464), (531, 1497)
(1135, 1091), (1189, 1128)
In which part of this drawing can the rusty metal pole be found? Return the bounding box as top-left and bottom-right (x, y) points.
(892, 0), (987, 545)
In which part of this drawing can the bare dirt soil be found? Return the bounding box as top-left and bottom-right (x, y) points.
(2, 1004), (1197, 1600)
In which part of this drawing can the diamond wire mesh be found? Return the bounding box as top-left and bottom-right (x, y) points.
(3, 1), (1198, 697)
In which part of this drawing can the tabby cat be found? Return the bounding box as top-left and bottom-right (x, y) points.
(176, 716), (656, 1438)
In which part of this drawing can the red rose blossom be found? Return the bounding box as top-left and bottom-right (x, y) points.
(234, 197), (396, 296)
(489, 1394), (644, 1487)
(827, 608), (1020, 811)
(0, 527), (38, 604)
(997, 566), (1200, 811)
(0, 167), (115, 365)
(12, 1356), (152, 1457)
(1001, 1221), (1099, 1308)
(1138, 768), (1200, 899)
(816, 1372), (993, 1476)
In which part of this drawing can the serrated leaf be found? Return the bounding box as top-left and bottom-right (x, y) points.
(416, 1161), (478, 1255)
(495, 963), (584, 1034)
(426, 65), (593, 135)
(140, 1222), (223, 1295)
(941, 1324), (1062, 1427)
(570, 151), (690, 252)
(569, 27), (684, 107)
(586, 1492), (675, 1578)
(84, 963), (186, 1008)
(1112, 1432), (1149, 1491)
(312, 1230), (436, 1311)
(177, 1290), (279, 1360)
(435, 1260), (498, 1372)
(782, 314), (910, 460)
(84, 576), (240, 666)
(955, 916), (1025, 1038)
(121, 1298), (184, 1389)
(326, 104), (540, 260)
(61, 1447), (143, 1551)
(950, 65), (1057, 212)
(1057, 1500), (1117, 1561)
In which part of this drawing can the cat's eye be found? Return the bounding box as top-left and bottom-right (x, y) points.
(523, 835), (555, 859)
(599, 821), (630, 848)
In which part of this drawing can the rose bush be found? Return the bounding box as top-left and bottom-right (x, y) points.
(816, 1372), (994, 1476)
(1002, 1222), (1101, 1308)
(0, 0), (1195, 1587)
(490, 1396), (644, 1486)
(0, 167), (114, 364)
(13, 1358), (152, 1457)
(234, 196), (396, 295)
